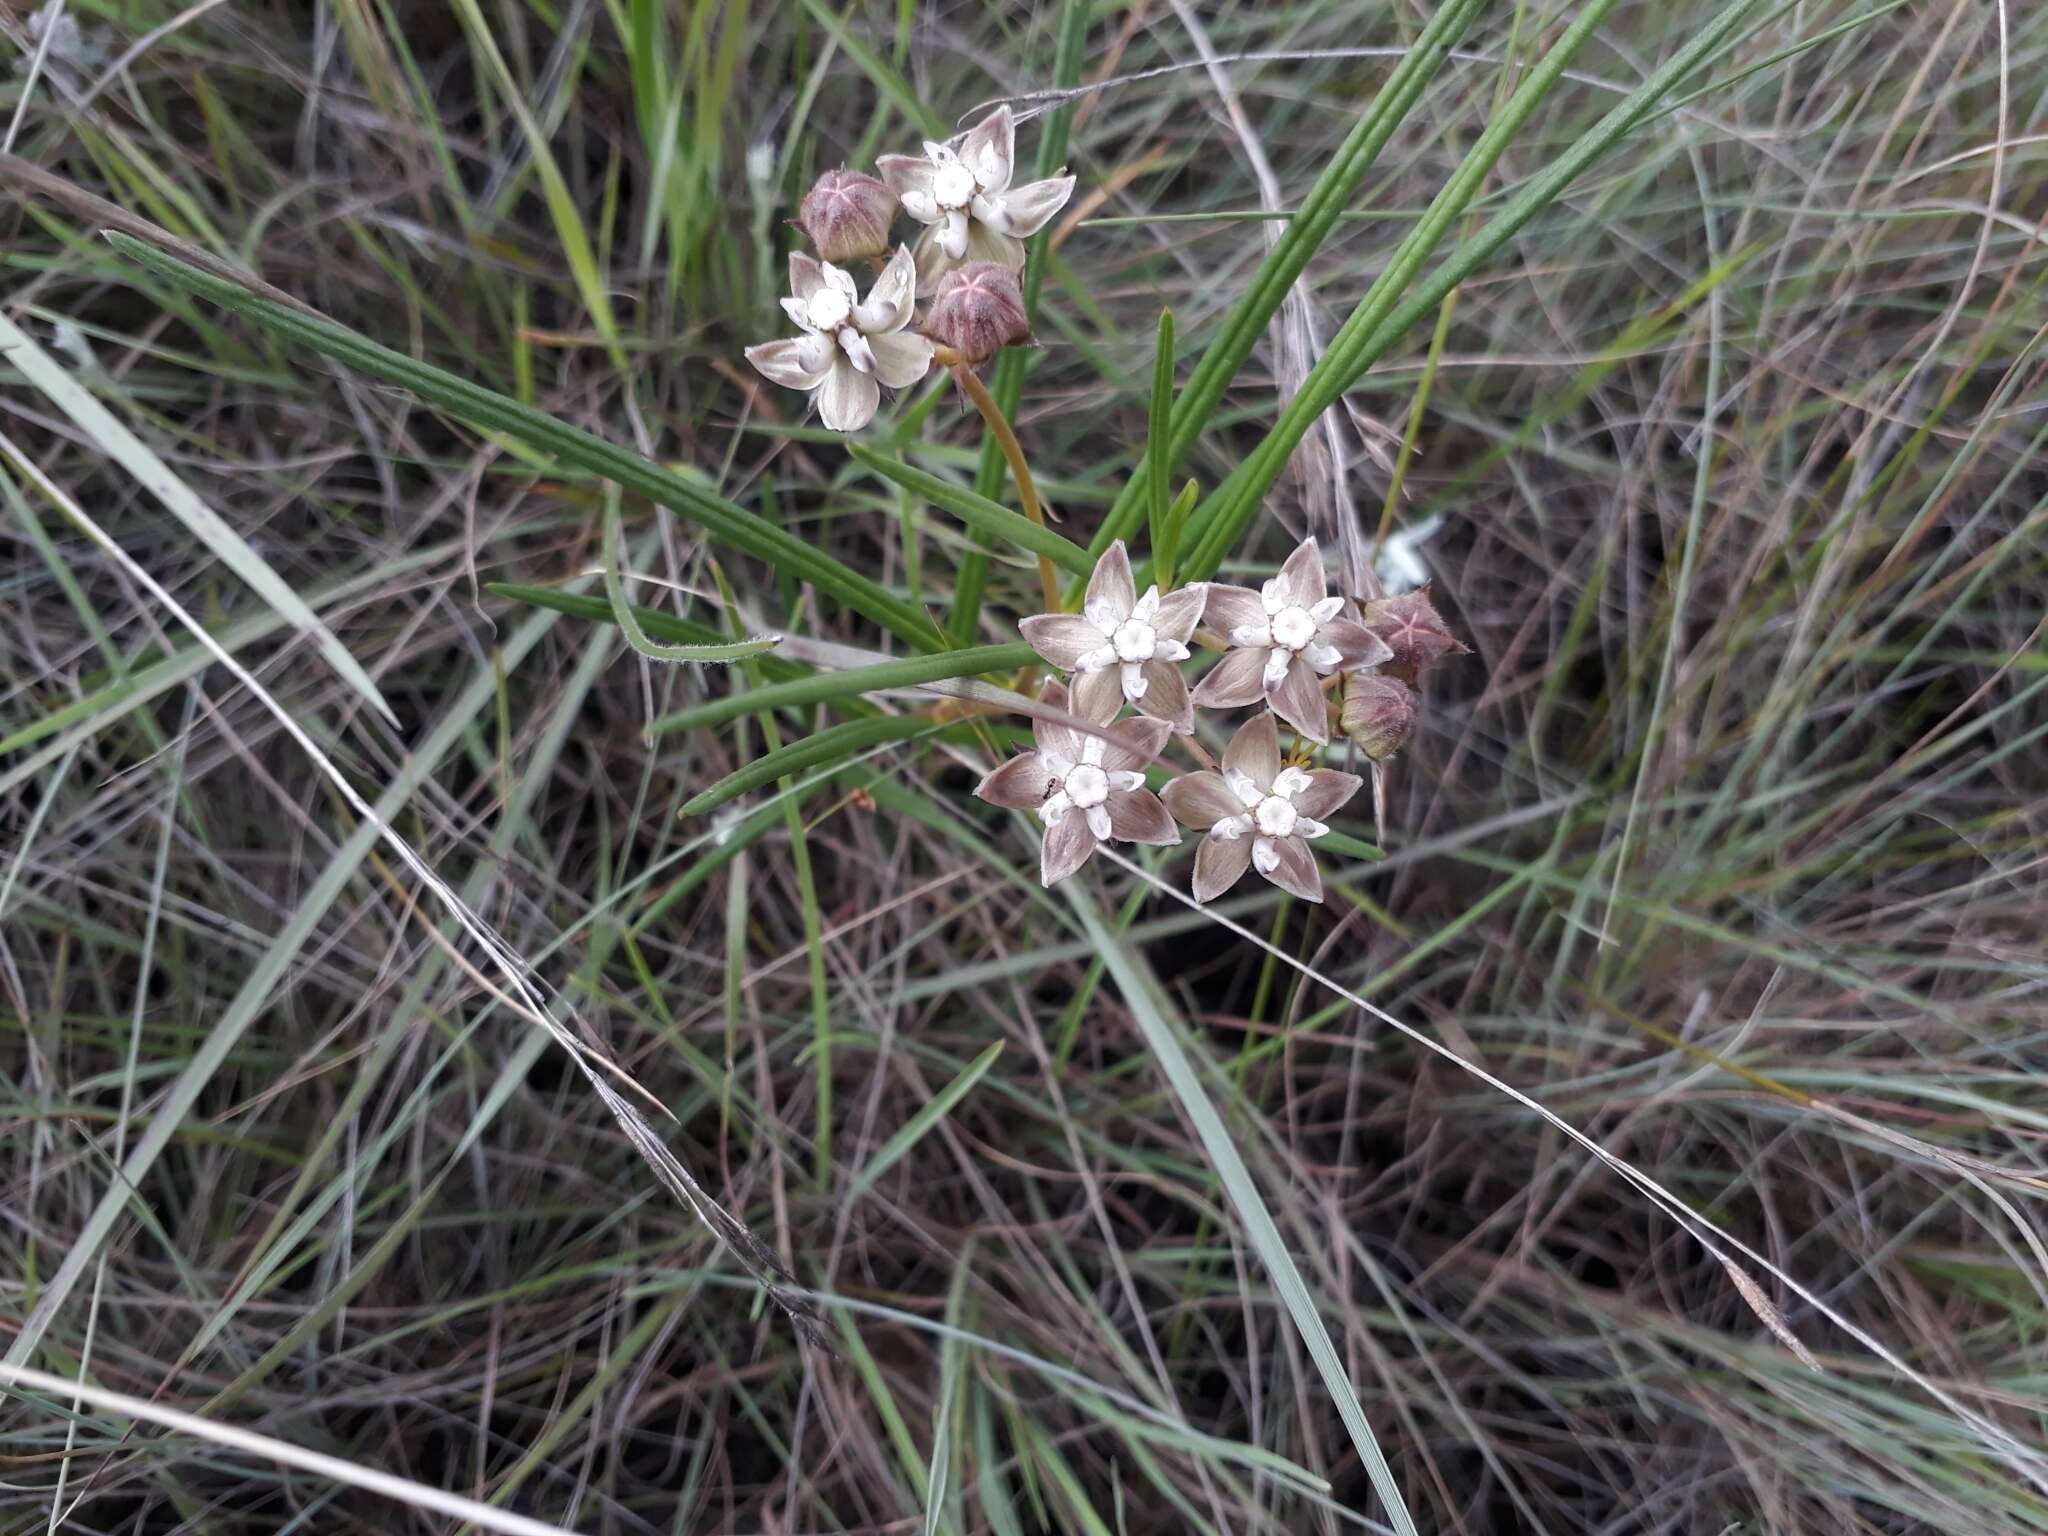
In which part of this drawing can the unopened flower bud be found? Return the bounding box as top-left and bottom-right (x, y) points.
(1361, 588), (1467, 684)
(1341, 672), (1419, 761)
(799, 170), (898, 264)
(922, 261), (1031, 364)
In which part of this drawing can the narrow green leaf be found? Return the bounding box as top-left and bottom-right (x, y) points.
(603, 498), (781, 664)
(1185, 0), (1771, 579)
(679, 715), (937, 817)
(849, 1041), (1003, 1202)
(103, 233), (940, 651)
(849, 443), (1094, 578)
(653, 642), (1032, 734)
(0, 310), (396, 725)
(1146, 309), (1176, 587)
(1083, 0), (1488, 568)
(1068, 886), (1419, 1536)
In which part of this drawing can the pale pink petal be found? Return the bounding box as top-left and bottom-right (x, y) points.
(1275, 538), (1327, 608)
(1192, 833), (1253, 903)
(788, 251), (827, 303)
(1201, 583), (1267, 635)
(1151, 584), (1207, 643)
(977, 753), (1054, 809)
(1102, 715), (1173, 773)
(1030, 679), (1085, 763)
(1070, 664), (1123, 727)
(1258, 835), (1323, 903)
(1040, 813), (1096, 886)
(1222, 712), (1282, 789)
(1266, 654), (1330, 742)
(1132, 659), (1192, 732)
(865, 330), (933, 389)
(855, 246), (919, 333)
(1084, 541), (1137, 625)
(1319, 617), (1393, 671)
(1291, 769), (1363, 822)
(959, 106), (1015, 193)
(1020, 613), (1109, 671)
(1190, 646), (1268, 709)
(877, 153), (937, 200)
(1162, 771), (1241, 830)
(815, 354), (880, 432)
(745, 339), (828, 391)
(990, 174), (1074, 237)
(1107, 789), (1178, 847)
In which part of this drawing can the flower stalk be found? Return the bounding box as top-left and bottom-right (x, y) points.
(936, 343), (1059, 613)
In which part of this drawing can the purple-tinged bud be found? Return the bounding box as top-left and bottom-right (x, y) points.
(922, 261), (1031, 364)
(1341, 672), (1419, 761)
(799, 170), (898, 264)
(1361, 588), (1468, 684)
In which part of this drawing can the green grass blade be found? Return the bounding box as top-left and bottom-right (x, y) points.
(1185, 0), (1771, 578)
(102, 233), (940, 651)
(652, 642), (1032, 734)
(1067, 886), (1419, 1536)
(848, 1041), (1003, 1202)
(0, 309), (397, 725)
(847, 443), (1094, 577)
(602, 498), (782, 664)
(679, 715), (939, 817)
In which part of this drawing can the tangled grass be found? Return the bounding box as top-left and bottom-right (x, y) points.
(2, 2), (2046, 1532)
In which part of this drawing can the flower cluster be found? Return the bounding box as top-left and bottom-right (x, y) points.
(977, 535), (1425, 903)
(747, 106), (1074, 432)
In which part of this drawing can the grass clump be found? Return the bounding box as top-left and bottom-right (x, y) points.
(3, 3), (2047, 1534)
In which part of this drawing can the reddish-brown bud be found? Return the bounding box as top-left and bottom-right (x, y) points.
(798, 170), (898, 264)
(1341, 672), (1419, 761)
(922, 261), (1031, 364)
(1361, 588), (1468, 683)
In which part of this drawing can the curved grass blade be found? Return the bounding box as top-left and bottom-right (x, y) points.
(603, 497), (781, 664)
(102, 232), (940, 651)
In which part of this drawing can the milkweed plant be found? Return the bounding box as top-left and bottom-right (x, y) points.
(747, 106), (1468, 903)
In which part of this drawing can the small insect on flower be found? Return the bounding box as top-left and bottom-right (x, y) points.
(798, 169), (899, 265)
(922, 261), (1033, 366)
(1190, 537), (1391, 743)
(1019, 541), (1204, 732)
(745, 247), (933, 432)
(878, 105), (1076, 292)
(1162, 713), (1361, 904)
(975, 680), (1180, 888)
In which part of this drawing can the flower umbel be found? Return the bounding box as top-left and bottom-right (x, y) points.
(1019, 541), (1204, 731)
(1162, 714), (1361, 904)
(1190, 537), (1391, 742)
(878, 106), (1076, 291)
(745, 247), (933, 432)
(975, 680), (1179, 887)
